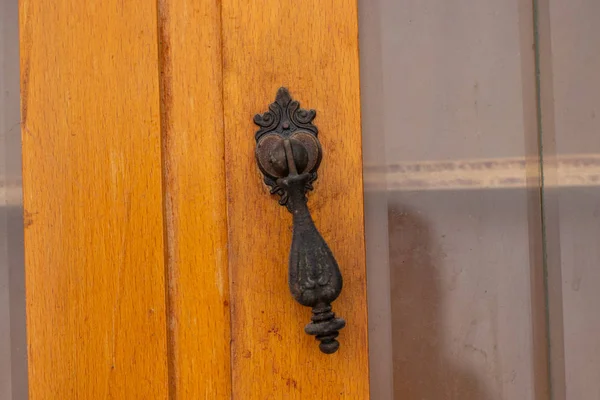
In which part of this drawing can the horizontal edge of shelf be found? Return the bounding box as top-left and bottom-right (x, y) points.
(363, 154), (600, 192)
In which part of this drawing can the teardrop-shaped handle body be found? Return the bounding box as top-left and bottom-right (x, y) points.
(279, 174), (346, 354)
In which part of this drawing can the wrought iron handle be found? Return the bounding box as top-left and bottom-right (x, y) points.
(254, 87), (345, 354)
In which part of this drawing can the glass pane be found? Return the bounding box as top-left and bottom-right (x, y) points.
(359, 0), (546, 398)
(1, 0), (28, 398)
(539, 0), (600, 398)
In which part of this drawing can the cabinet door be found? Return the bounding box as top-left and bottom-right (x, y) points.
(21, 0), (370, 398)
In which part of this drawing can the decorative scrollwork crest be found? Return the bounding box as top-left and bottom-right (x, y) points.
(254, 88), (321, 206)
(254, 87), (318, 140)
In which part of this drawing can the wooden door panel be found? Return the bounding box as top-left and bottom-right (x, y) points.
(221, 0), (370, 397)
(21, 1), (370, 398)
(157, 0), (231, 397)
(20, 0), (169, 398)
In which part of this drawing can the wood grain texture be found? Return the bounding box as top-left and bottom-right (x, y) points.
(221, 0), (370, 397)
(20, 1), (168, 398)
(157, 0), (231, 398)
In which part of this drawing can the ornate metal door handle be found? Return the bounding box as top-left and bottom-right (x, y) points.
(254, 88), (346, 354)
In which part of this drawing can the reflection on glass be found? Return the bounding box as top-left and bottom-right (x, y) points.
(361, 0), (600, 399)
(539, 1), (600, 398)
(1, 0), (28, 398)
(360, 0), (544, 398)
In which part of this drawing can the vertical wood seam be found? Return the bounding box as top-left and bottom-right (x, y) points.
(352, 0), (373, 390)
(216, 1), (236, 398)
(156, 1), (177, 398)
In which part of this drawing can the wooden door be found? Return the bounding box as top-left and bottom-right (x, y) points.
(20, 0), (370, 398)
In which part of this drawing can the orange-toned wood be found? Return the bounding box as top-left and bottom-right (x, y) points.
(20, 1), (168, 398)
(157, 0), (231, 398)
(221, 0), (370, 397)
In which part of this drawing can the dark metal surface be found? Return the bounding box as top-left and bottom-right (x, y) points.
(254, 87), (346, 354)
